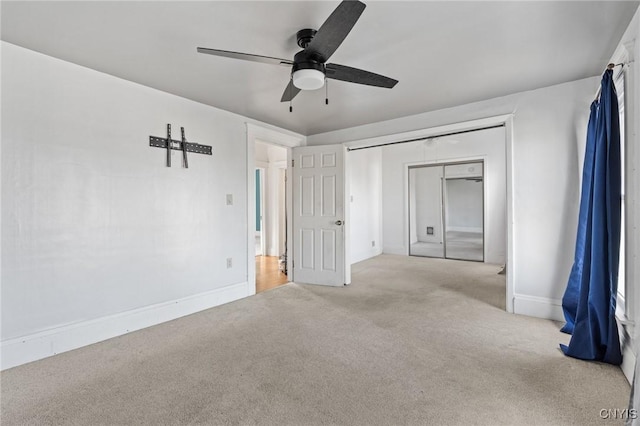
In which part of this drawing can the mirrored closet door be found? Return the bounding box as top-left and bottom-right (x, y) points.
(409, 161), (484, 262)
(408, 165), (445, 258)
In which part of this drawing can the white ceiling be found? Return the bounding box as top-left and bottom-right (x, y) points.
(2, 1), (638, 136)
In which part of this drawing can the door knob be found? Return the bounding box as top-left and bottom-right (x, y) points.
(335, 220), (343, 226)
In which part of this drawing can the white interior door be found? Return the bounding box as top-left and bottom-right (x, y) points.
(292, 145), (348, 286)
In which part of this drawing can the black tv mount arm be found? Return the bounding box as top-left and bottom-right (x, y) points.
(149, 124), (212, 168)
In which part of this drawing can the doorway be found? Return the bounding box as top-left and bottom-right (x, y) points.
(255, 141), (289, 293)
(409, 161), (484, 262)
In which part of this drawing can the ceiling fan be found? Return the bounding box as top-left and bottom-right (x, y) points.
(197, 0), (398, 104)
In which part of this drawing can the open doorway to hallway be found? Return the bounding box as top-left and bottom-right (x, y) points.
(255, 140), (289, 293)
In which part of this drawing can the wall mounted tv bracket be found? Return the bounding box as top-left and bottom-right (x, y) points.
(149, 124), (212, 168)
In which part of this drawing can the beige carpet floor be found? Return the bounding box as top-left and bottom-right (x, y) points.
(1, 254), (630, 425)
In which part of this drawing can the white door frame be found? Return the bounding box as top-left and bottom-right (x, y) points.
(258, 160), (289, 257)
(343, 114), (515, 313)
(246, 123), (305, 296)
(255, 166), (266, 256)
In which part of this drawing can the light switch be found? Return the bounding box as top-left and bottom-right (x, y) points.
(226, 194), (233, 205)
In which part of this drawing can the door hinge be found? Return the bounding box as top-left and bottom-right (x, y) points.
(292, 159), (295, 167)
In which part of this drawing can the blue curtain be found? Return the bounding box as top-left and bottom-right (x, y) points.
(560, 69), (622, 365)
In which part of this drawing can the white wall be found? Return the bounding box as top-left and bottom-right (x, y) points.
(347, 147), (383, 264)
(0, 42), (301, 369)
(308, 77), (599, 321)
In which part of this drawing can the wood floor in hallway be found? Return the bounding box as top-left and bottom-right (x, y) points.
(256, 255), (288, 293)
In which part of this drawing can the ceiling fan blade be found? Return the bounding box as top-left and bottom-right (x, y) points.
(280, 80), (302, 102)
(197, 47), (293, 67)
(305, 0), (366, 63)
(325, 63), (398, 88)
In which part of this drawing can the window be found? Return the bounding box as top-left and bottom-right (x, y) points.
(615, 68), (626, 316)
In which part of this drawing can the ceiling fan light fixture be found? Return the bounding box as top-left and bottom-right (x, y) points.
(292, 69), (325, 90)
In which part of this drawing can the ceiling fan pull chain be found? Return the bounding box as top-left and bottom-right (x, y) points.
(325, 78), (329, 105)
(289, 77), (294, 112)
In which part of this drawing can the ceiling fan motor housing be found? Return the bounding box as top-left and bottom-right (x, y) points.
(291, 50), (326, 90)
(292, 51), (325, 73)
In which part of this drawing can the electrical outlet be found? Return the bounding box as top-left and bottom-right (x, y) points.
(226, 258), (233, 268)
(226, 194), (233, 206)
(372, 240), (375, 247)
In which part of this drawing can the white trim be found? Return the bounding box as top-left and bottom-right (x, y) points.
(255, 167), (266, 256)
(344, 145), (352, 284)
(619, 317), (635, 384)
(616, 294), (634, 325)
(614, 6), (639, 387)
(247, 126), (257, 296)
(512, 294), (564, 321)
(610, 30), (637, 382)
(504, 116), (515, 313)
(626, 27), (640, 375)
(1, 282), (249, 371)
(622, 345), (635, 385)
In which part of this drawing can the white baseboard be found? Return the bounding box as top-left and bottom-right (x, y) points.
(351, 247), (383, 264)
(382, 246), (407, 256)
(513, 294), (564, 321)
(619, 320), (635, 385)
(1, 282), (250, 371)
(621, 341), (636, 385)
